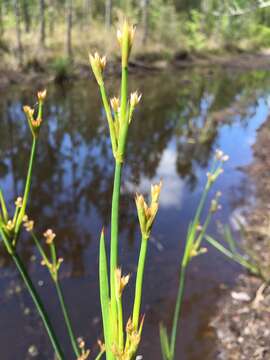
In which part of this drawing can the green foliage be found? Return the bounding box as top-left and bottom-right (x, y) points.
(249, 23), (270, 47)
(184, 10), (207, 51)
(50, 57), (71, 82)
(148, 0), (182, 46)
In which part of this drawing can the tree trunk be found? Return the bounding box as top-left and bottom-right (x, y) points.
(39, 0), (46, 47)
(105, 0), (112, 29)
(85, 0), (92, 26)
(142, 0), (149, 45)
(0, 0), (4, 36)
(48, 0), (55, 36)
(66, 0), (72, 59)
(22, 0), (31, 33)
(14, 0), (23, 66)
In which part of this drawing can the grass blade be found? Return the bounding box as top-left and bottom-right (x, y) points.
(0, 189), (8, 222)
(159, 323), (171, 360)
(99, 228), (111, 358)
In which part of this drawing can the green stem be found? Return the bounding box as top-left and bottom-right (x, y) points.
(99, 83), (117, 156)
(30, 231), (80, 357)
(0, 188), (8, 222)
(120, 66), (128, 124)
(110, 160), (122, 345)
(55, 280), (81, 358)
(11, 251), (64, 359)
(14, 137), (37, 238)
(132, 234), (149, 330)
(95, 348), (106, 360)
(31, 231), (50, 264)
(116, 295), (124, 352)
(169, 264), (187, 359)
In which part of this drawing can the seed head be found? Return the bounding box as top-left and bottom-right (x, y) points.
(97, 340), (105, 353)
(89, 52), (106, 85)
(210, 199), (219, 213)
(23, 106), (35, 118)
(76, 337), (90, 360)
(15, 196), (23, 208)
(135, 181), (162, 238)
(115, 268), (130, 298)
(23, 104), (42, 136)
(43, 229), (56, 244)
(37, 89), (47, 102)
(6, 220), (14, 231)
(117, 21), (136, 47)
(117, 21), (136, 66)
(110, 97), (120, 112)
(151, 181), (162, 204)
(215, 149), (229, 162)
(24, 220), (34, 232)
(215, 149), (224, 160)
(130, 92), (142, 108)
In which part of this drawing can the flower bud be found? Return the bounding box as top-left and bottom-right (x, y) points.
(117, 21), (136, 66)
(6, 220), (14, 231)
(135, 182), (162, 238)
(43, 229), (56, 244)
(15, 197), (23, 208)
(115, 268), (130, 298)
(23, 219), (34, 232)
(23, 105), (42, 137)
(110, 97), (120, 112)
(89, 52), (106, 85)
(37, 89), (47, 103)
(130, 92), (142, 108)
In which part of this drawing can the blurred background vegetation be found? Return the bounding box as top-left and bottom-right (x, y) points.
(1, 0), (270, 72)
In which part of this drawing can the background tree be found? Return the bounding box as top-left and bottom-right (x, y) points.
(39, 0), (46, 47)
(14, 0), (23, 66)
(66, 0), (72, 59)
(105, 0), (112, 28)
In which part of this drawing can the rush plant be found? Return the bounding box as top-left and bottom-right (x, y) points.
(0, 91), (65, 359)
(89, 21), (161, 360)
(0, 91), (105, 360)
(159, 150), (229, 360)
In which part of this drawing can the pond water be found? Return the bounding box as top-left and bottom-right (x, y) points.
(0, 67), (270, 359)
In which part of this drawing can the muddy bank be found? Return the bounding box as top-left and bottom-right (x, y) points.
(0, 51), (270, 89)
(212, 118), (270, 359)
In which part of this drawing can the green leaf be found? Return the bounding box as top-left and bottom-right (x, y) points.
(159, 323), (171, 360)
(205, 234), (234, 260)
(224, 225), (237, 254)
(0, 189), (8, 223)
(99, 228), (110, 355)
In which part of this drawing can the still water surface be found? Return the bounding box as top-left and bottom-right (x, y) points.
(0, 67), (269, 359)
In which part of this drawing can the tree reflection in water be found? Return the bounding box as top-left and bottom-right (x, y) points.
(0, 69), (269, 275)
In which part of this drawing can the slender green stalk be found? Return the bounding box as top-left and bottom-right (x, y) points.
(99, 83), (117, 156)
(14, 137), (37, 239)
(110, 160), (122, 344)
(0, 189), (8, 222)
(31, 231), (50, 263)
(95, 348), (106, 360)
(169, 262), (186, 358)
(11, 250), (64, 359)
(205, 234), (260, 275)
(99, 230), (113, 360)
(55, 280), (81, 357)
(30, 231), (80, 357)
(120, 66), (128, 124)
(116, 295), (124, 351)
(132, 234), (149, 330)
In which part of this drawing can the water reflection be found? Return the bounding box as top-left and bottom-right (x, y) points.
(0, 68), (270, 359)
